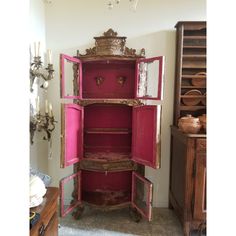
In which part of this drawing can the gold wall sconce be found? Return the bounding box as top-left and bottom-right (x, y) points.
(29, 42), (57, 145)
(30, 43), (54, 92)
(30, 98), (57, 144)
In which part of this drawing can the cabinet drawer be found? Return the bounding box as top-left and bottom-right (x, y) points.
(196, 139), (206, 152)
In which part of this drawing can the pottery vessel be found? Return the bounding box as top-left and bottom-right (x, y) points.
(198, 114), (207, 132)
(178, 114), (201, 134)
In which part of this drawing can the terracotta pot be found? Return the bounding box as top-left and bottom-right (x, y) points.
(198, 114), (207, 132)
(178, 114), (201, 134)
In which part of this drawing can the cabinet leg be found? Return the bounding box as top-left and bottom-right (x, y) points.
(183, 222), (191, 236)
(72, 205), (84, 220)
(129, 207), (142, 223)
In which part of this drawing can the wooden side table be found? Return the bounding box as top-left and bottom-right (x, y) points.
(30, 187), (59, 236)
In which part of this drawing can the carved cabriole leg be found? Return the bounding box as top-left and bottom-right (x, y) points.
(129, 206), (142, 223)
(72, 205), (85, 220)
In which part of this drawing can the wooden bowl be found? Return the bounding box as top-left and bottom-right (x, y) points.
(191, 72), (206, 87)
(182, 89), (202, 106)
(178, 114), (201, 134)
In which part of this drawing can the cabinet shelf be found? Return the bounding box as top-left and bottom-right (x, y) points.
(180, 105), (206, 111)
(181, 86), (206, 89)
(183, 45), (206, 49)
(182, 65), (206, 69)
(181, 95), (205, 99)
(183, 36), (206, 39)
(182, 75), (206, 79)
(183, 55), (206, 59)
(85, 128), (132, 135)
(84, 152), (131, 161)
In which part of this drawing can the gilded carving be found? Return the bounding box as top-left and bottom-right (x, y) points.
(77, 99), (143, 107)
(103, 28), (118, 37)
(77, 29), (144, 58)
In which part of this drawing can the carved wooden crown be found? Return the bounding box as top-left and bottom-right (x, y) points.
(78, 29), (145, 58)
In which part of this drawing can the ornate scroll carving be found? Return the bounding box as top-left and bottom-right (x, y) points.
(80, 159), (137, 172)
(77, 99), (144, 107)
(85, 47), (96, 55)
(103, 28), (118, 37)
(78, 29), (144, 58)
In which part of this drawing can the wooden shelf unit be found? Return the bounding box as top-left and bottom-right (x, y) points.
(173, 21), (207, 123)
(170, 21), (207, 236)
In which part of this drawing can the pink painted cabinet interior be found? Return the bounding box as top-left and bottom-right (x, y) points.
(59, 30), (164, 221)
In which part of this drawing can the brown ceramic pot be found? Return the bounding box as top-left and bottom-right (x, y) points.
(178, 114), (201, 134)
(198, 114), (207, 132)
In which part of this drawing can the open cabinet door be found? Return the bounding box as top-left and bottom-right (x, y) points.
(60, 171), (82, 217)
(60, 54), (82, 99)
(61, 103), (84, 168)
(131, 172), (153, 221)
(132, 105), (161, 169)
(135, 56), (164, 100)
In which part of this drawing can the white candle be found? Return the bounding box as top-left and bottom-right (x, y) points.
(45, 99), (49, 113)
(47, 49), (52, 64)
(37, 42), (40, 57)
(49, 103), (53, 117)
(34, 42), (37, 57)
(36, 96), (40, 114)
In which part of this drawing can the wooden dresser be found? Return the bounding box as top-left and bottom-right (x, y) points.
(30, 187), (59, 236)
(169, 21), (207, 236)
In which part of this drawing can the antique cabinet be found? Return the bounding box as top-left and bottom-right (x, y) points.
(169, 22), (206, 235)
(59, 29), (164, 221)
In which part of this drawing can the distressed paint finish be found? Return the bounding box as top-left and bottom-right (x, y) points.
(60, 54), (82, 99)
(131, 171), (153, 221)
(135, 56), (164, 100)
(62, 103), (84, 167)
(60, 171), (81, 217)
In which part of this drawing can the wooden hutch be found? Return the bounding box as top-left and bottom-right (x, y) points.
(169, 21), (207, 235)
(59, 29), (165, 221)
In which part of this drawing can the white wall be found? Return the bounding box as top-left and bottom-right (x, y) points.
(44, 0), (206, 207)
(30, 0), (49, 173)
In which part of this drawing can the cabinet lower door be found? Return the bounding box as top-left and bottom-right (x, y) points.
(60, 171), (82, 217)
(193, 153), (206, 220)
(131, 171), (153, 221)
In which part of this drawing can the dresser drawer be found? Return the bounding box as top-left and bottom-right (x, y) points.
(30, 188), (59, 236)
(196, 139), (206, 153)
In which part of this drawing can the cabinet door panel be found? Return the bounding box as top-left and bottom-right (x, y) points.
(132, 105), (161, 169)
(60, 54), (82, 99)
(135, 56), (164, 100)
(193, 153), (206, 220)
(131, 171), (153, 221)
(60, 171), (82, 217)
(61, 104), (84, 168)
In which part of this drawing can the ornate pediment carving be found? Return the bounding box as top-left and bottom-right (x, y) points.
(78, 29), (144, 58)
